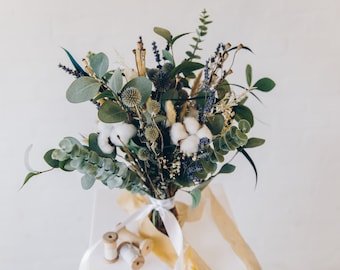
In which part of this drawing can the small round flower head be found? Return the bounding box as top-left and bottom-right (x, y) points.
(146, 100), (161, 115)
(121, 87), (142, 107)
(110, 122), (137, 146)
(137, 148), (151, 161)
(196, 124), (213, 142)
(170, 122), (188, 145)
(183, 117), (200, 135)
(97, 133), (115, 154)
(180, 135), (199, 156)
(144, 126), (159, 143)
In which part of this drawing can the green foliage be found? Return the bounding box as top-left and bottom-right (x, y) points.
(186, 9), (212, 61)
(254, 77), (276, 92)
(66, 77), (101, 103)
(89, 52), (109, 78)
(189, 188), (202, 209)
(246, 64), (252, 87)
(234, 105), (254, 127)
(244, 137), (265, 148)
(121, 77), (152, 105)
(98, 100), (128, 123)
(108, 68), (123, 93)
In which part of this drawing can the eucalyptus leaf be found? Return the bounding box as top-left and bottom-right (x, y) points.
(44, 149), (59, 168)
(189, 188), (202, 209)
(238, 119), (251, 133)
(234, 105), (254, 127)
(107, 175), (123, 189)
(253, 77), (276, 92)
(98, 100), (128, 123)
(207, 114), (224, 135)
(66, 77), (101, 103)
(89, 52), (109, 78)
(218, 163), (236, 174)
(162, 50), (174, 65)
(108, 68), (123, 93)
(244, 137), (265, 148)
(81, 174), (96, 190)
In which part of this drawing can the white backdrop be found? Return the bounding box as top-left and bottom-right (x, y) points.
(1, 0), (340, 269)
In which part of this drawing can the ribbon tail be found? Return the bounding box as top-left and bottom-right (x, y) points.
(207, 187), (262, 270)
(79, 239), (102, 270)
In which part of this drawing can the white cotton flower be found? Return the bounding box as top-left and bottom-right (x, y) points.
(123, 68), (138, 81)
(97, 133), (115, 154)
(183, 117), (200, 135)
(180, 135), (199, 155)
(97, 121), (115, 136)
(196, 124), (213, 141)
(170, 122), (188, 145)
(110, 123), (137, 146)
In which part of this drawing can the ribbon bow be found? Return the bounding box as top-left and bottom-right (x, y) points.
(79, 196), (184, 270)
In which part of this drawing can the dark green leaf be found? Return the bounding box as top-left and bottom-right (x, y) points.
(216, 80), (231, 99)
(92, 90), (114, 101)
(218, 163), (236, 174)
(44, 149), (60, 168)
(170, 61), (204, 78)
(89, 52), (109, 78)
(234, 105), (254, 127)
(98, 100), (128, 123)
(153, 27), (172, 43)
(238, 119), (251, 133)
(246, 64), (252, 86)
(62, 47), (87, 75)
(66, 77), (101, 103)
(244, 137), (265, 148)
(171, 32), (190, 44)
(238, 147), (258, 187)
(254, 78), (276, 92)
(206, 114), (224, 135)
(21, 171), (40, 188)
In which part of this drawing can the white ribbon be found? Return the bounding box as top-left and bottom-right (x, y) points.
(79, 196), (184, 270)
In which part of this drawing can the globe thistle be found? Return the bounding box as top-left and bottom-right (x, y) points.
(137, 148), (151, 161)
(121, 87), (141, 107)
(144, 126), (159, 143)
(146, 100), (161, 116)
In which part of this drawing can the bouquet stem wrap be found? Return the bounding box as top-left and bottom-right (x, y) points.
(118, 185), (262, 270)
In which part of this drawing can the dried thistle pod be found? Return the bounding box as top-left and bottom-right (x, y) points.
(121, 87), (142, 107)
(144, 126), (159, 143)
(146, 100), (161, 116)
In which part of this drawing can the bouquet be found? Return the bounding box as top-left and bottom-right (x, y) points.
(23, 9), (275, 236)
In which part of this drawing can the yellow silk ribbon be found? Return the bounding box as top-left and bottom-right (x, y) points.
(117, 187), (261, 270)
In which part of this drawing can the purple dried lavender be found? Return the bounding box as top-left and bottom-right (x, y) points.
(58, 63), (82, 77)
(152, 41), (162, 69)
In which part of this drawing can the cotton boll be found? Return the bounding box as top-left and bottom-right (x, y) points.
(97, 133), (115, 154)
(110, 123), (137, 146)
(196, 125), (213, 142)
(180, 135), (199, 155)
(183, 117), (200, 135)
(97, 121), (115, 136)
(170, 122), (188, 145)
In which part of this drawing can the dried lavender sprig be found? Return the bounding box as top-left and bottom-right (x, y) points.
(152, 41), (162, 69)
(58, 63), (81, 77)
